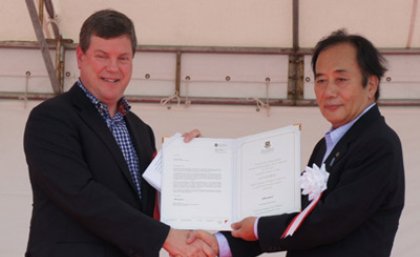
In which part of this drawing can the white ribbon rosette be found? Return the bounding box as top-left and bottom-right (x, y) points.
(300, 163), (330, 201)
(281, 163), (329, 238)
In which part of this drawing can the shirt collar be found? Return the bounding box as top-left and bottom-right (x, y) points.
(323, 103), (376, 161)
(326, 103), (375, 142)
(77, 79), (131, 116)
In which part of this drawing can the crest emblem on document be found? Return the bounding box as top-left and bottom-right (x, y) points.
(261, 140), (274, 153)
(214, 142), (227, 153)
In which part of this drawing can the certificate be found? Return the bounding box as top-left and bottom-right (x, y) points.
(147, 125), (301, 231)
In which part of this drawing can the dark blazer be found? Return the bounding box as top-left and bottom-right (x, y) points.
(224, 105), (405, 257)
(24, 84), (170, 257)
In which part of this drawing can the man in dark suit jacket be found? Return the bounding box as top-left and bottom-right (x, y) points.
(188, 30), (405, 257)
(24, 9), (214, 257)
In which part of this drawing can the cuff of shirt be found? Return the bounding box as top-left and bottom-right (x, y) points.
(254, 217), (260, 239)
(215, 232), (233, 257)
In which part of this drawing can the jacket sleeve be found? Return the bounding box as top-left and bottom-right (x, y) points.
(221, 232), (263, 257)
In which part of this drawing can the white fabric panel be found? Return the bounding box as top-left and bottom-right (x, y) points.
(0, 0), (293, 47)
(129, 52), (178, 97)
(382, 55), (420, 99)
(1, 0), (420, 47)
(299, 0), (418, 48)
(0, 49), (52, 93)
(180, 53), (289, 99)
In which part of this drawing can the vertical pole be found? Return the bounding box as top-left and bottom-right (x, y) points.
(175, 51), (182, 97)
(292, 0), (299, 52)
(288, 0), (304, 104)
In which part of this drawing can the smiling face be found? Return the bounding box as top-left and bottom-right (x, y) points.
(314, 43), (378, 128)
(77, 35), (133, 114)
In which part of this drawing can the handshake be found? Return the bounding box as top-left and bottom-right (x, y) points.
(163, 217), (257, 257)
(163, 229), (218, 257)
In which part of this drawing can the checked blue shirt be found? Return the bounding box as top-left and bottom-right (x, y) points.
(78, 81), (142, 200)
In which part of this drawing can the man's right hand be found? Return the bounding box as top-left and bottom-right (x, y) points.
(186, 230), (219, 256)
(231, 216), (257, 241)
(163, 228), (216, 257)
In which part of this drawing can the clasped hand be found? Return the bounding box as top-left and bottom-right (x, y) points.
(171, 217), (257, 257)
(163, 228), (218, 257)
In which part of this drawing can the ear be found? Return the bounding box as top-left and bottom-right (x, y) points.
(76, 46), (84, 69)
(367, 75), (379, 100)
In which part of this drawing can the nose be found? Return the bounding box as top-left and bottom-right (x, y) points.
(106, 58), (119, 72)
(324, 80), (338, 97)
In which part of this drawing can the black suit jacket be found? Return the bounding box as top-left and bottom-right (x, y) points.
(24, 84), (169, 257)
(224, 105), (405, 257)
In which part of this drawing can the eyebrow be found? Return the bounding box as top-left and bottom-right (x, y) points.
(93, 49), (131, 57)
(93, 49), (107, 54)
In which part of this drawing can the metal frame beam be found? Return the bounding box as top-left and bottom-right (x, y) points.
(25, 0), (62, 94)
(2, 41), (420, 55)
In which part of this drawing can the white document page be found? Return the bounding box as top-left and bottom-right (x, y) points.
(161, 138), (235, 230)
(142, 133), (182, 191)
(234, 126), (301, 221)
(142, 150), (163, 191)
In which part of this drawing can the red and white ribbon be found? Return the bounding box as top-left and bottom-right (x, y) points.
(281, 163), (329, 238)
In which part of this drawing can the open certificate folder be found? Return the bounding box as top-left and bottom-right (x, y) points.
(159, 125), (301, 231)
